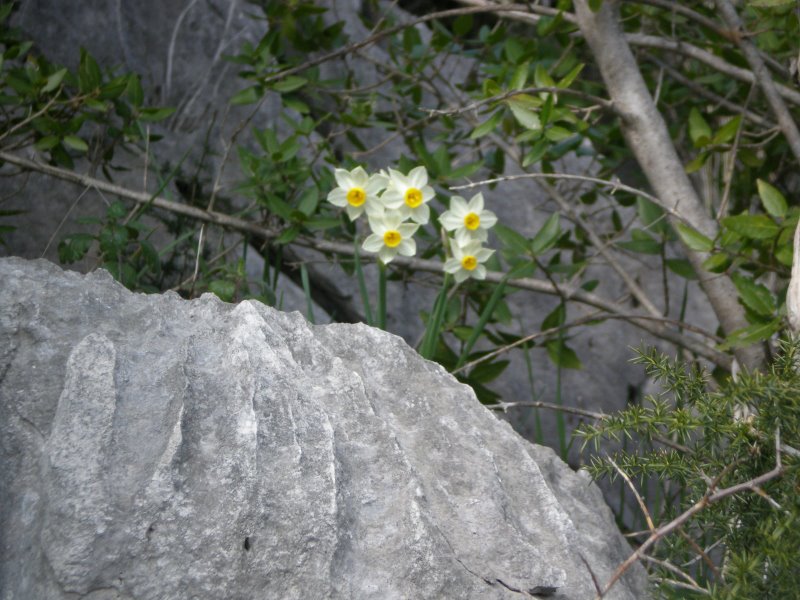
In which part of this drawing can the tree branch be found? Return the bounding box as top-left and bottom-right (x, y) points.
(572, 0), (764, 372)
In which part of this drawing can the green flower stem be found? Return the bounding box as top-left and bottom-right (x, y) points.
(420, 273), (451, 360)
(354, 240), (374, 326)
(377, 260), (387, 330)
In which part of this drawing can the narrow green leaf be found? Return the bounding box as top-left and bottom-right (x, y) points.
(271, 76), (307, 93)
(666, 258), (697, 280)
(685, 152), (709, 174)
(541, 303), (565, 330)
(722, 214), (779, 240)
(702, 252), (731, 273)
(675, 223), (713, 252)
(209, 280), (236, 303)
(711, 115), (742, 145)
(138, 107), (176, 122)
(557, 63), (584, 89)
(688, 107), (712, 147)
(545, 126), (572, 142)
(510, 61), (529, 90)
(63, 135), (88, 152)
(469, 110), (503, 139)
(507, 99), (541, 132)
(720, 319), (781, 349)
(530, 213), (560, 255)
(456, 279), (508, 369)
(126, 74), (144, 106)
(230, 86), (260, 105)
(731, 273), (776, 316)
(494, 223), (530, 255)
(468, 359), (510, 384)
(299, 264), (315, 324)
(546, 340), (582, 369)
(42, 68), (67, 93)
(756, 179), (787, 218)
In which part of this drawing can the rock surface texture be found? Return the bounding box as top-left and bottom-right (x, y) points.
(0, 258), (649, 599)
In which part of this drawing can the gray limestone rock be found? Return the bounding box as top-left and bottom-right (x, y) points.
(0, 257), (649, 599)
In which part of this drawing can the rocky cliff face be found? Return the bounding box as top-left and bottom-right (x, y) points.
(0, 257), (648, 599)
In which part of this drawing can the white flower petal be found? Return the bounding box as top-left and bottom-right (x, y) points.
(420, 185), (435, 203)
(408, 166), (428, 188)
(443, 257), (461, 273)
(333, 168), (352, 190)
(363, 234), (384, 253)
(345, 204), (364, 220)
(467, 192), (485, 212)
(439, 212), (462, 231)
(398, 237), (416, 256)
(327, 189), (347, 207)
(453, 270), (469, 283)
(379, 246), (397, 263)
(449, 196), (468, 215)
(409, 204), (430, 225)
(480, 210), (498, 229)
(365, 174), (388, 194)
(455, 228), (488, 245)
(397, 223), (420, 237)
(475, 247), (495, 262)
(381, 190), (404, 209)
(350, 166), (368, 186)
(473, 265), (487, 279)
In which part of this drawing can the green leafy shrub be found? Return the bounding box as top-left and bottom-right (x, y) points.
(578, 339), (800, 597)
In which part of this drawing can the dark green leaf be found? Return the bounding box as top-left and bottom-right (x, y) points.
(138, 107), (176, 122)
(494, 223), (530, 255)
(756, 179), (787, 218)
(530, 213), (560, 255)
(722, 214), (780, 240)
(271, 76), (307, 93)
(546, 340), (582, 369)
(209, 279), (236, 302)
(231, 86), (261, 105)
(731, 273), (776, 316)
(688, 107), (711, 147)
(666, 258), (697, 279)
(63, 135), (88, 152)
(58, 233), (94, 264)
(470, 110), (503, 139)
(41, 68), (67, 93)
(468, 359), (510, 384)
(675, 223), (713, 252)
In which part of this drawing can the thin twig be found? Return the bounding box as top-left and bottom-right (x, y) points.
(607, 455), (655, 532)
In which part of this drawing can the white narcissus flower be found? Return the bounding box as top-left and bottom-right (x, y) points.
(381, 166), (435, 224)
(439, 192), (497, 244)
(327, 166), (387, 220)
(443, 237), (494, 283)
(362, 212), (419, 264)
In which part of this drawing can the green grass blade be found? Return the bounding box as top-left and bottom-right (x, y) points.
(455, 277), (507, 370)
(355, 240), (374, 326)
(300, 263), (315, 324)
(420, 274), (451, 360)
(377, 261), (387, 330)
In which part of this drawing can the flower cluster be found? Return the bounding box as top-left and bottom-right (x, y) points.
(327, 165), (496, 281)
